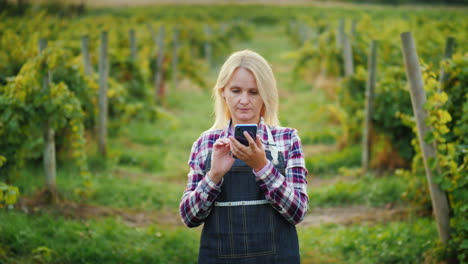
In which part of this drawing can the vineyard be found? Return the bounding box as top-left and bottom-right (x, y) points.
(0, 2), (467, 264)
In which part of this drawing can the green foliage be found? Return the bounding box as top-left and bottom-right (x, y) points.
(306, 145), (361, 174)
(399, 53), (468, 262)
(336, 66), (367, 144)
(426, 54), (467, 263)
(299, 218), (437, 264)
(0, 181), (19, 208)
(288, 29), (343, 78)
(32, 246), (54, 264)
(288, 11), (467, 169)
(0, 211), (199, 264)
(0, 45), (88, 183)
(308, 174), (405, 207)
(0, 13), (252, 190)
(373, 67), (414, 161)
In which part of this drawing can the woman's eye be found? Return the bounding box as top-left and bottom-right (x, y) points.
(231, 89), (240, 93)
(250, 90), (258, 95)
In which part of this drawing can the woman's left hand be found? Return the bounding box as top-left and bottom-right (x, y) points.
(229, 132), (269, 172)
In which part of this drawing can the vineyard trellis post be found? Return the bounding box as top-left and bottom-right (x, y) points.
(438, 36), (456, 91)
(155, 25), (165, 104)
(362, 40), (377, 172)
(336, 18), (345, 50)
(300, 23), (308, 46)
(81, 35), (92, 75)
(129, 28), (137, 62)
(319, 24), (330, 77)
(350, 20), (357, 37)
(39, 38), (57, 196)
(172, 26), (179, 90)
(312, 27), (319, 49)
(343, 33), (354, 76)
(98, 31), (109, 158)
(204, 24), (212, 68)
(400, 32), (451, 245)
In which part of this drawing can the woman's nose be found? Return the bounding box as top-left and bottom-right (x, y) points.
(239, 92), (249, 104)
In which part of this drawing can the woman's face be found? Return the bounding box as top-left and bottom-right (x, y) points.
(222, 67), (264, 126)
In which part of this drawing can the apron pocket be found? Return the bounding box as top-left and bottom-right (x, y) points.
(216, 204), (275, 258)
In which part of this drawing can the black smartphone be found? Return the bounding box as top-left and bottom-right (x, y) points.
(234, 124), (257, 146)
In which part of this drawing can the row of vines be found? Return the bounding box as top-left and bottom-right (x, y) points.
(287, 13), (467, 262)
(1, 4), (467, 262)
(0, 8), (252, 201)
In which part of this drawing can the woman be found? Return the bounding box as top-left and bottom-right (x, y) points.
(179, 50), (308, 263)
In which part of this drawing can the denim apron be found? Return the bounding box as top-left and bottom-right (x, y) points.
(198, 128), (300, 264)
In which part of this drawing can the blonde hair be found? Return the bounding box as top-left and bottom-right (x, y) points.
(211, 50), (279, 129)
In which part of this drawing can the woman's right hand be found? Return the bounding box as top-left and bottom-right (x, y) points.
(209, 138), (235, 185)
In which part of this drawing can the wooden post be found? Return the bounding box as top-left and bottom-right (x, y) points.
(204, 24), (212, 68)
(39, 39), (57, 194)
(300, 23), (308, 45)
(81, 35), (92, 75)
(350, 20), (357, 37)
(98, 31), (108, 157)
(362, 40), (377, 172)
(438, 36), (455, 91)
(336, 18), (345, 50)
(129, 28), (137, 62)
(342, 33), (354, 76)
(288, 20), (295, 36)
(155, 25), (165, 104)
(400, 32), (451, 244)
(311, 27), (319, 49)
(172, 26), (179, 90)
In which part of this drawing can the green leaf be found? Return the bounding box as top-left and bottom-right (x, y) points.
(427, 157), (438, 171)
(461, 240), (468, 249)
(424, 131), (435, 144)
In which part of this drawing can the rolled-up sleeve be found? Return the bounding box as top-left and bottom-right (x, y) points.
(179, 136), (222, 228)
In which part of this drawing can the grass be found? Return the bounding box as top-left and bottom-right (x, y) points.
(0, 211), (199, 264)
(0, 210), (437, 264)
(13, 164), (184, 212)
(298, 218), (437, 264)
(308, 173), (406, 208)
(306, 145), (362, 174)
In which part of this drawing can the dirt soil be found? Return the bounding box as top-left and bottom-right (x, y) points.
(299, 205), (409, 227)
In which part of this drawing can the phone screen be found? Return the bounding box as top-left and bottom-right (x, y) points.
(234, 124), (257, 146)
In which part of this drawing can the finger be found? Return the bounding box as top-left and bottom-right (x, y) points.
(243, 131), (256, 148)
(230, 143), (242, 159)
(229, 137), (241, 152)
(229, 137), (246, 158)
(219, 138), (230, 144)
(229, 136), (244, 150)
(213, 140), (224, 147)
(255, 135), (264, 149)
(214, 138), (231, 149)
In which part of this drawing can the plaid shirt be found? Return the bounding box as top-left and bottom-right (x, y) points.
(179, 118), (309, 228)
